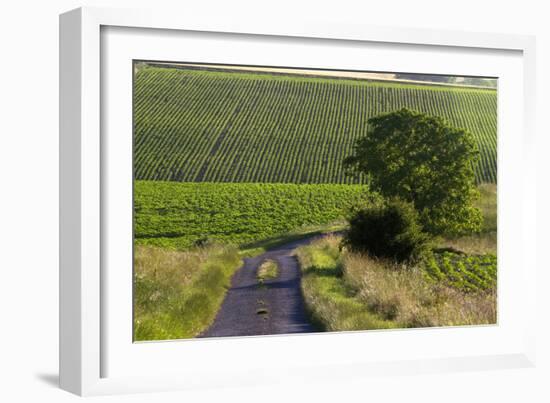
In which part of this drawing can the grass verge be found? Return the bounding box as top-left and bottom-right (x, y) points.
(257, 260), (279, 284)
(134, 244), (242, 341)
(344, 253), (496, 327)
(296, 236), (496, 331)
(296, 236), (398, 331)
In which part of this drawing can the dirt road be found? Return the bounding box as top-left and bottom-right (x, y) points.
(200, 236), (320, 338)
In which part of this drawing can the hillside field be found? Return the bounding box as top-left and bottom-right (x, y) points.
(134, 66), (497, 184)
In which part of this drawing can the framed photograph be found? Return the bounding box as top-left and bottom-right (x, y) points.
(60, 6), (537, 396)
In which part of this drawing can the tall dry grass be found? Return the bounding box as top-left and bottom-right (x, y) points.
(343, 253), (496, 328)
(297, 236), (397, 331)
(297, 236), (496, 332)
(134, 244), (241, 341)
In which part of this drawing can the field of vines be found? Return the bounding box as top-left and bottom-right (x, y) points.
(134, 181), (377, 249)
(134, 66), (497, 184)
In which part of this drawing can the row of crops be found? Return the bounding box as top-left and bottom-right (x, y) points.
(134, 66), (497, 184)
(134, 181), (377, 249)
(424, 252), (497, 292)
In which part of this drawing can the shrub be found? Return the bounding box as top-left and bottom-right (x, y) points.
(342, 199), (431, 263)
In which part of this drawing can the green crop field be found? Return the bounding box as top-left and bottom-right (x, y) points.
(134, 181), (377, 249)
(134, 66), (497, 184)
(424, 252), (497, 292)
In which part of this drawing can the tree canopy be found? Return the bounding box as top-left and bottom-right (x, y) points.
(344, 108), (482, 235)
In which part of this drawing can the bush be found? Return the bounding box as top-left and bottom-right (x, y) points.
(342, 199), (431, 263)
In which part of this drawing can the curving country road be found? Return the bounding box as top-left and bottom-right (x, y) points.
(200, 236), (322, 338)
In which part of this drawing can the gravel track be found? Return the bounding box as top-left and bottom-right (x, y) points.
(200, 236), (320, 338)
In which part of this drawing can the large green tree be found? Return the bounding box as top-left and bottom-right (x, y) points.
(344, 108), (482, 235)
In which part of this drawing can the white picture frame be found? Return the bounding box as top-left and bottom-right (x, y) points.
(59, 6), (537, 396)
